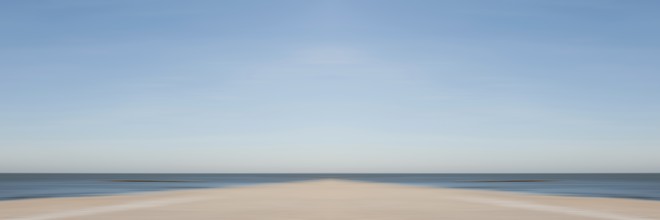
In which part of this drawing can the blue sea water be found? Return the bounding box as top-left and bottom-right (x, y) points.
(1, 173), (659, 201)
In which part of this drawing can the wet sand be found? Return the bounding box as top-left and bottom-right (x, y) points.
(1, 180), (659, 220)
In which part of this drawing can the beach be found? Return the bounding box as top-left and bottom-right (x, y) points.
(1, 180), (659, 220)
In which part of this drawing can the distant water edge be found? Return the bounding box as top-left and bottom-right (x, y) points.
(1, 173), (659, 201)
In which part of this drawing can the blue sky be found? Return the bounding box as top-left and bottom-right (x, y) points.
(1, 0), (659, 173)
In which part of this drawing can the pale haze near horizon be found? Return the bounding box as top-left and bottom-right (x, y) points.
(1, 0), (659, 173)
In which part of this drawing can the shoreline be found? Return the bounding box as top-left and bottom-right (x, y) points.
(2, 173), (659, 202)
(3, 180), (659, 203)
(1, 180), (659, 220)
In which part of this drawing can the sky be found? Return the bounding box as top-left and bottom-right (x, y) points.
(1, 0), (659, 173)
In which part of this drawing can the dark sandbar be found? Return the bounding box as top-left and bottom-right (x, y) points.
(458, 179), (552, 183)
(109, 180), (198, 183)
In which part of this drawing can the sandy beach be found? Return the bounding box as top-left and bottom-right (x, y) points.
(1, 180), (659, 220)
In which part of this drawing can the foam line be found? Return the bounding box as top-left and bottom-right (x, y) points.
(455, 196), (653, 220)
(8, 196), (209, 220)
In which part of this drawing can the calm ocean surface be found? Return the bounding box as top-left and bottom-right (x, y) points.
(1, 174), (659, 201)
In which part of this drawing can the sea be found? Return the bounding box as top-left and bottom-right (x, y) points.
(1, 173), (659, 201)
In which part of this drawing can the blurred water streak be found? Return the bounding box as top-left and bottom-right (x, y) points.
(1, 173), (659, 201)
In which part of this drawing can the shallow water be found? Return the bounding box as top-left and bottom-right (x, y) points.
(1, 173), (659, 201)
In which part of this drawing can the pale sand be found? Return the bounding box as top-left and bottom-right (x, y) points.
(1, 180), (659, 220)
